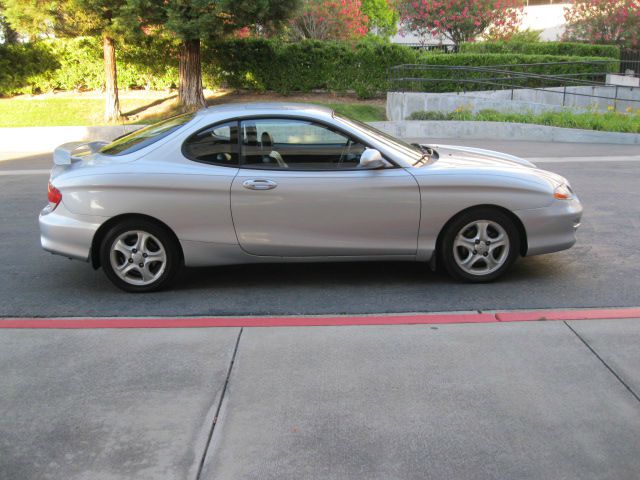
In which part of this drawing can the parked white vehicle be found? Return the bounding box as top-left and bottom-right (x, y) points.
(40, 103), (582, 292)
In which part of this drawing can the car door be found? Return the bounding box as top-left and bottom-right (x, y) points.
(230, 117), (420, 257)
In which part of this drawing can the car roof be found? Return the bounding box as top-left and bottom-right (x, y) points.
(197, 102), (335, 119)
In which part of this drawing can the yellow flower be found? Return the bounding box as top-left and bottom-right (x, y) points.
(626, 106), (633, 113)
(607, 105), (615, 112)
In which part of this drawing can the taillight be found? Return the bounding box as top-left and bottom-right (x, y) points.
(47, 182), (62, 209)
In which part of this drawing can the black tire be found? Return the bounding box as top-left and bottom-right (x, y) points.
(100, 218), (181, 293)
(440, 208), (520, 283)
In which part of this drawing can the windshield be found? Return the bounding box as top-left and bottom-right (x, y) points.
(334, 113), (424, 165)
(100, 113), (196, 156)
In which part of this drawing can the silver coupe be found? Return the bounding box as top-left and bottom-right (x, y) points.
(40, 103), (582, 292)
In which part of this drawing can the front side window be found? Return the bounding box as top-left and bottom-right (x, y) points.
(183, 121), (238, 166)
(334, 112), (424, 165)
(100, 113), (196, 156)
(240, 118), (367, 170)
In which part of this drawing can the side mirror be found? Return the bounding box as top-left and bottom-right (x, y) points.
(359, 148), (390, 169)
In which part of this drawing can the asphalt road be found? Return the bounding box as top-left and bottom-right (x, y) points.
(1, 141), (639, 317)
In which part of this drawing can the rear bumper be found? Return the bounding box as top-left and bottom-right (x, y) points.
(515, 197), (583, 256)
(39, 203), (102, 262)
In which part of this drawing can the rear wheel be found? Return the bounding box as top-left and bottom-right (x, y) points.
(441, 208), (520, 282)
(100, 219), (181, 292)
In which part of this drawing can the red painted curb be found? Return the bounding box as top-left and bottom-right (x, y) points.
(0, 313), (495, 329)
(496, 307), (640, 322)
(0, 308), (638, 329)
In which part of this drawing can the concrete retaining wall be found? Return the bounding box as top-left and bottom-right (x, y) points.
(387, 85), (640, 121)
(369, 121), (640, 144)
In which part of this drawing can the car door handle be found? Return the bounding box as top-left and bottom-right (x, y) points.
(242, 179), (278, 190)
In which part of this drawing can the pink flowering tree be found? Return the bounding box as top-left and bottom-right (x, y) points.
(562, 0), (640, 48)
(290, 0), (369, 40)
(398, 0), (523, 46)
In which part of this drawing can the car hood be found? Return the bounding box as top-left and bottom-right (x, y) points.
(423, 144), (537, 168)
(419, 143), (568, 188)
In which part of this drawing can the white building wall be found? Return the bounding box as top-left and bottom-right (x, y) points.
(520, 4), (569, 41)
(391, 3), (569, 46)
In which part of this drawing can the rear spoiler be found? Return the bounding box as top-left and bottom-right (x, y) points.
(53, 141), (107, 166)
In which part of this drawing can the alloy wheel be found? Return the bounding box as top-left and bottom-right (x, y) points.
(452, 220), (510, 276)
(109, 230), (167, 286)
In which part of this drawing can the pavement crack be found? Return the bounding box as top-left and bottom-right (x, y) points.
(564, 321), (640, 404)
(195, 327), (244, 480)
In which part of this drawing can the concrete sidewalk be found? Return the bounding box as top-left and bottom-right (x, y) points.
(1, 318), (639, 480)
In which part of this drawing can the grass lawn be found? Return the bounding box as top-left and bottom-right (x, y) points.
(323, 103), (387, 122)
(0, 90), (387, 127)
(0, 97), (155, 127)
(408, 109), (640, 134)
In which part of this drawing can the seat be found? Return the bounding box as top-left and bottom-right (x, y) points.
(245, 125), (258, 146)
(260, 132), (287, 168)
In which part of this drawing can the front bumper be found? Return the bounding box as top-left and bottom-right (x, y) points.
(39, 203), (102, 262)
(515, 197), (583, 256)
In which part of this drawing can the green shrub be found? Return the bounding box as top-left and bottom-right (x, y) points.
(407, 111), (449, 120)
(499, 29), (543, 43)
(0, 37), (621, 99)
(407, 109), (640, 133)
(117, 37), (180, 90)
(0, 42), (59, 96)
(393, 53), (618, 92)
(207, 41), (618, 96)
(204, 39), (423, 98)
(0, 37), (180, 96)
(460, 41), (620, 59)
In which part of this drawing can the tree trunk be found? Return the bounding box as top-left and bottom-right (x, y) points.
(179, 38), (206, 109)
(103, 35), (121, 123)
(2, 19), (18, 44)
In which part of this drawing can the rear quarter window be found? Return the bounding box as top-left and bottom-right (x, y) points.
(182, 121), (239, 166)
(100, 113), (196, 156)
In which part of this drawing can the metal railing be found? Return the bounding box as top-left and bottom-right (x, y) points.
(620, 49), (640, 76)
(388, 61), (640, 108)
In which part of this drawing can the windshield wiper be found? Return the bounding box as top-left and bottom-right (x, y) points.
(411, 143), (438, 165)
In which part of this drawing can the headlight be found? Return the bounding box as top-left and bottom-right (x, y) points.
(553, 183), (574, 200)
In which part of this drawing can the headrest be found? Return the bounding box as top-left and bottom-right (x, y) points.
(261, 132), (273, 147)
(246, 125), (257, 145)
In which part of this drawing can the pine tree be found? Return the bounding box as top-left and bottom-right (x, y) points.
(130, 0), (301, 109)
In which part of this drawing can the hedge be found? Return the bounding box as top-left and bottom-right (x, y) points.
(460, 41), (620, 59)
(0, 37), (620, 98)
(205, 40), (618, 96)
(204, 39), (424, 98)
(0, 37), (180, 96)
(389, 53), (619, 92)
(0, 42), (59, 96)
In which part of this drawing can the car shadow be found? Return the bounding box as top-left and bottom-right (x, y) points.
(172, 261), (442, 291)
(171, 257), (557, 293)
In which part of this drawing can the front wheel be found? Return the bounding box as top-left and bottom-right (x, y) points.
(441, 209), (520, 282)
(100, 219), (181, 293)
